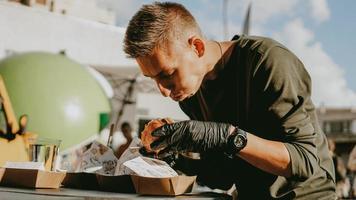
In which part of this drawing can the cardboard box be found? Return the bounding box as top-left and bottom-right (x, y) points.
(62, 172), (98, 190)
(62, 173), (135, 193)
(131, 175), (196, 196)
(0, 168), (65, 189)
(97, 174), (135, 193)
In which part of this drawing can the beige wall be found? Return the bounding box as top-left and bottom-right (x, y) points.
(0, 1), (132, 66)
(0, 1), (187, 131)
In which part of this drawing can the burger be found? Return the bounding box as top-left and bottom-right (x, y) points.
(140, 118), (174, 153)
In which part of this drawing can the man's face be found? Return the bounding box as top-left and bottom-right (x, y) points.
(136, 39), (206, 101)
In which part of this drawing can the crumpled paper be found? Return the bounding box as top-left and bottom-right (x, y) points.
(114, 137), (177, 177)
(79, 141), (118, 175)
(122, 156), (178, 177)
(60, 137), (178, 178)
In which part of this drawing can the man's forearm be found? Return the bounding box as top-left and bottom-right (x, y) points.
(237, 132), (292, 177)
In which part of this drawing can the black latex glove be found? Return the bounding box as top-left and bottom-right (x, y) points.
(150, 120), (232, 153)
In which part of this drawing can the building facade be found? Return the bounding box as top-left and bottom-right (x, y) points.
(317, 107), (356, 160)
(8, 0), (115, 25)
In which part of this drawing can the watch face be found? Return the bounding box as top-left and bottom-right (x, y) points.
(226, 129), (247, 155)
(234, 135), (246, 148)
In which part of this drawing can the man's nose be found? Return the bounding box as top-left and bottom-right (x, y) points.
(157, 82), (171, 97)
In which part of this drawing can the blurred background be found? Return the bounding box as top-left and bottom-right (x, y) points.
(0, 0), (355, 197)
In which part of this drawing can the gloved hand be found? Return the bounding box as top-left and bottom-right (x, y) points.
(149, 120), (233, 153)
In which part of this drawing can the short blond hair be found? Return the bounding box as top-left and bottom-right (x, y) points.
(124, 2), (202, 58)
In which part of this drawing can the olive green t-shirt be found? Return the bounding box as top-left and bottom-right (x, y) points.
(179, 35), (336, 199)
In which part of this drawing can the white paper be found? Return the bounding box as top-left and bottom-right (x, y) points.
(79, 141), (118, 175)
(83, 166), (103, 173)
(114, 137), (142, 175)
(4, 161), (45, 170)
(123, 157), (178, 178)
(59, 140), (118, 175)
(59, 137), (179, 178)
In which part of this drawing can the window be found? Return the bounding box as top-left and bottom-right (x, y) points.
(323, 120), (352, 134)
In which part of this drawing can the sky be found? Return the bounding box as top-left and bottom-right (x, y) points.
(98, 0), (356, 107)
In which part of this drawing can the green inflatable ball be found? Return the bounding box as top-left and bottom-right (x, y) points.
(0, 52), (112, 150)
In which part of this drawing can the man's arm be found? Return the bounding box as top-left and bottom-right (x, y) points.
(242, 46), (318, 179)
(237, 131), (292, 177)
(148, 46), (318, 180)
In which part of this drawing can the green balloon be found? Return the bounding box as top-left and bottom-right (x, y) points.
(0, 52), (112, 150)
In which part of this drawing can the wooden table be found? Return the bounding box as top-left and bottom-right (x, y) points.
(0, 186), (232, 200)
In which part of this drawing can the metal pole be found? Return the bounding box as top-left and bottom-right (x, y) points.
(223, 0), (229, 40)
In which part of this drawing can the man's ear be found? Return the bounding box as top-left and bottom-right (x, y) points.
(188, 36), (205, 58)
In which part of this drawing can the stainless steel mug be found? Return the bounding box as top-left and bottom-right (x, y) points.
(28, 138), (61, 171)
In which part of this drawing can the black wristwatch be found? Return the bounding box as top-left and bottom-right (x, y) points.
(225, 127), (247, 158)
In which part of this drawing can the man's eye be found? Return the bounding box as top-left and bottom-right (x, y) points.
(161, 71), (175, 79)
(162, 74), (171, 78)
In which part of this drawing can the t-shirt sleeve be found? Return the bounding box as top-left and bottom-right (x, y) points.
(254, 46), (318, 180)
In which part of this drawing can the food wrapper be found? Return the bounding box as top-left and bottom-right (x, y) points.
(78, 141), (118, 175)
(60, 137), (177, 178)
(59, 117), (179, 178)
(114, 137), (178, 178)
(60, 140), (118, 175)
(123, 156), (178, 177)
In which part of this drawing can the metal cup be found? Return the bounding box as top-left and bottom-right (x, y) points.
(28, 138), (61, 171)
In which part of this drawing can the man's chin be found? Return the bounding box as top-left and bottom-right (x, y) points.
(171, 96), (185, 102)
(171, 94), (194, 102)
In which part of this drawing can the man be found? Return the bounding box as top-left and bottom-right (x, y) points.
(115, 122), (133, 158)
(124, 2), (336, 199)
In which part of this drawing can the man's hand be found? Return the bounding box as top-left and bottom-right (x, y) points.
(149, 120), (233, 153)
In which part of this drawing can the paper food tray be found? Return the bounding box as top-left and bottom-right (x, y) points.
(96, 174), (135, 193)
(62, 172), (135, 193)
(131, 175), (196, 196)
(62, 172), (98, 190)
(0, 168), (65, 189)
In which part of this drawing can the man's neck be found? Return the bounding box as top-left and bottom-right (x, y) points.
(203, 40), (233, 81)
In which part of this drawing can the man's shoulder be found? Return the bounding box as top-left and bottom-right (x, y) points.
(232, 35), (308, 86)
(234, 35), (287, 55)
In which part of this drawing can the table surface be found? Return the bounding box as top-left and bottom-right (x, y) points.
(0, 186), (232, 200)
